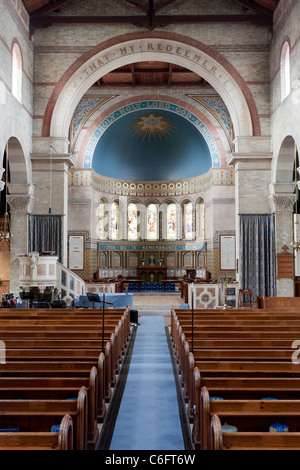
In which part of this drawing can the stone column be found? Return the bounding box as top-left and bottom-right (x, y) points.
(268, 183), (296, 296)
(31, 137), (75, 267)
(6, 184), (35, 296)
(227, 136), (273, 284)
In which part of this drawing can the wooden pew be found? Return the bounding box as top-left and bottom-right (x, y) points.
(1, 332), (121, 399)
(0, 307), (132, 448)
(201, 385), (300, 450)
(0, 386), (87, 450)
(258, 296), (300, 310)
(0, 367), (98, 449)
(211, 414), (300, 450)
(0, 353), (106, 422)
(0, 413), (74, 450)
(171, 311), (299, 443)
(193, 369), (300, 447)
(171, 307), (300, 451)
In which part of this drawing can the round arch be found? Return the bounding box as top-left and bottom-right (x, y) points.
(275, 135), (298, 184)
(44, 32), (258, 141)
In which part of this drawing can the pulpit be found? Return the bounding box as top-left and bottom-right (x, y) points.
(18, 252), (58, 295)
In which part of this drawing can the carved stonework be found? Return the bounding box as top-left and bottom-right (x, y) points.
(7, 194), (36, 214)
(0, 168), (4, 191)
(268, 194), (296, 213)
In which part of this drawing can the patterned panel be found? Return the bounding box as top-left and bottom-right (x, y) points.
(189, 95), (233, 145)
(70, 96), (115, 148)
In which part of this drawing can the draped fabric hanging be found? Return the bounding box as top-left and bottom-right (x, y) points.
(239, 214), (277, 300)
(28, 215), (63, 263)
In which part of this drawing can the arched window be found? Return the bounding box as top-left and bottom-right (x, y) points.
(111, 201), (119, 240)
(96, 199), (106, 240)
(197, 199), (205, 240)
(147, 204), (158, 240)
(167, 203), (176, 240)
(12, 42), (22, 103)
(183, 202), (193, 240)
(280, 41), (291, 101)
(128, 203), (138, 240)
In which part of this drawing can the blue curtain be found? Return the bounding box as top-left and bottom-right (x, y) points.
(239, 214), (277, 300)
(28, 215), (63, 263)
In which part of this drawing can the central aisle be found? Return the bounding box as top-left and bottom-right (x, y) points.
(109, 315), (185, 450)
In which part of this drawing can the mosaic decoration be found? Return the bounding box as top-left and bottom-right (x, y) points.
(188, 95), (233, 145)
(83, 100), (221, 168)
(130, 113), (175, 142)
(70, 96), (115, 149)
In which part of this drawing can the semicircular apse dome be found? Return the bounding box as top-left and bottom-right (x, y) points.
(92, 109), (212, 181)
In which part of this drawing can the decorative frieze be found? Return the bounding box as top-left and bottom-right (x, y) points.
(69, 167), (235, 196)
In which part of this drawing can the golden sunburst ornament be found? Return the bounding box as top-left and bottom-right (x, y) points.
(131, 113), (175, 142)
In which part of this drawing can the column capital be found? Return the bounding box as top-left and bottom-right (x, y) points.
(7, 184), (36, 214)
(268, 183), (296, 212)
(268, 193), (296, 213)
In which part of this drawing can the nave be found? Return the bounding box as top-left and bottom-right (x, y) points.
(97, 293), (192, 450)
(3, 294), (300, 451)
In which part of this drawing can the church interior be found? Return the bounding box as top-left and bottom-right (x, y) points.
(1, 0), (300, 453)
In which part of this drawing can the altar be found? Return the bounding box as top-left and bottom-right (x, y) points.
(136, 266), (168, 282)
(188, 282), (238, 309)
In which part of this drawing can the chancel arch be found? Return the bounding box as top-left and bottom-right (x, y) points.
(45, 33), (257, 143)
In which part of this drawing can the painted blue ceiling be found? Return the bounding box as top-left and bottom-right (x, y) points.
(92, 109), (212, 181)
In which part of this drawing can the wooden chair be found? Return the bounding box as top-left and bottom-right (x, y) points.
(238, 289), (253, 308)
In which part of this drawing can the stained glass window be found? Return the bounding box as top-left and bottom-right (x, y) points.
(147, 204), (158, 240)
(111, 201), (119, 240)
(96, 199), (106, 239)
(128, 203), (138, 240)
(184, 202), (193, 240)
(167, 203), (176, 240)
(197, 199), (205, 240)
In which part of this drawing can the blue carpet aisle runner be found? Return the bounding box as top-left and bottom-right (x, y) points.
(109, 315), (185, 450)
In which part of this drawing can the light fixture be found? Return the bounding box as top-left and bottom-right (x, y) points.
(292, 143), (300, 251)
(0, 143), (12, 244)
